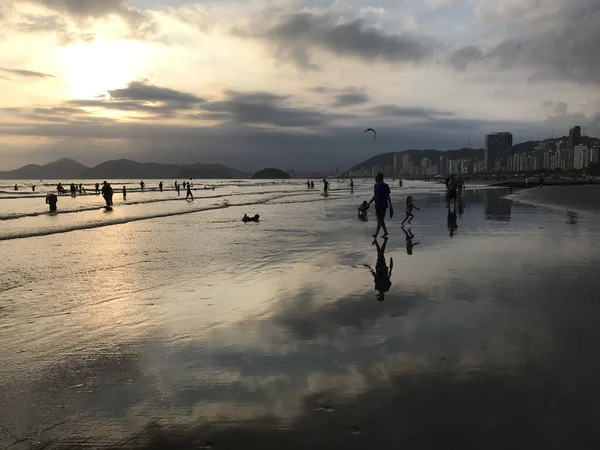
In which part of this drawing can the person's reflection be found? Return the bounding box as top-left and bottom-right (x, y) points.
(458, 195), (465, 218)
(364, 237), (393, 301)
(567, 211), (579, 225)
(447, 203), (458, 237)
(402, 226), (420, 255)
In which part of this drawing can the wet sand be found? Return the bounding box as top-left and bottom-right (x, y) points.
(2, 187), (600, 449)
(509, 184), (600, 212)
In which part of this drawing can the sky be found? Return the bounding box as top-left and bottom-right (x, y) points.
(0, 0), (599, 171)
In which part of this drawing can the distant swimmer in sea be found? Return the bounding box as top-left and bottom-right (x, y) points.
(364, 237), (393, 301)
(322, 179), (330, 196)
(101, 181), (114, 208)
(122, 186), (127, 201)
(95, 183), (100, 194)
(175, 181), (180, 196)
(447, 175), (458, 204)
(45, 193), (58, 212)
(367, 173), (393, 239)
(447, 203), (458, 237)
(401, 196), (419, 226)
(140, 180), (145, 191)
(186, 183), (194, 201)
(14, 184), (18, 191)
(402, 226), (419, 255)
(242, 214), (260, 222)
(159, 181), (163, 192)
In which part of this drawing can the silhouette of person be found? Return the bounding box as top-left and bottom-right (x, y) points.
(367, 173), (393, 238)
(310, 181), (314, 189)
(95, 183), (100, 194)
(70, 183), (76, 197)
(322, 179), (330, 195)
(364, 237), (393, 301)
(14, 184), (18, 191)
(402, 226), (420, 255)
(447, 203), (458, 237)
(175, 181), (180, 196)
(140, 180), (145, 191)
(242, 214), (260, 222)
(101, 181), (113, 207)
(186, 183), (194, 200)
(123, 186), (127, 201)
(45, 193), (58, 212)
(159, 181), (163, 192)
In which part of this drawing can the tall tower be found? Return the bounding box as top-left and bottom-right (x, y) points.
(568, 126), (582, 170)
(485, 132), (513, 172)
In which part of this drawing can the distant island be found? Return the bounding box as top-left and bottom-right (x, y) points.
(251, 168), (290, 179)
(0, 158), (249, 180)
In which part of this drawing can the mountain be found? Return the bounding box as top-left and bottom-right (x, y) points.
(251, 168), (290, 179)
(0, 158), (249, 180)
(0, 158), (89, 180)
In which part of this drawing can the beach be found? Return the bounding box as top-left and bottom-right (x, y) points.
(2, 180), (600, 449)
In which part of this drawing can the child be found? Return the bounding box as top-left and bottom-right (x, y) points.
(358, 201), (369, 215)
(401, 196), (419, 225)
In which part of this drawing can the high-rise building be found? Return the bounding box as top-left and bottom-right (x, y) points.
(573, 145), (589, 170)
(402, 154), (411, 173)
(568, 126), (582, 170)
(485, 132), (513, 171)
(393, 153), (400, 176)
(439, 155), (447, 175)
(591, 147), (600, 165)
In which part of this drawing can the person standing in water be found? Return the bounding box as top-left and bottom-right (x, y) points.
(186, 182), (194, 200)
(101, 181), (113, 207)
(95, 183), (100, 194)
(122, 186), (127, 201)
(367, 173), (393, 239)
(175, 181), (180, 196)
(322, 179), (330, 195)
(45, 193), (58, 212)
(140, 180), (145, 191)
(159, 181), (163, 192)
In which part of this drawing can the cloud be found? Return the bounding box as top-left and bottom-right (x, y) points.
(332, 91), (369, 107)
(108, 81), (205, 105)
(372, 105), (455, 119)
(17, 0), (156, 38)
(200, 90), (337, 128)
(455, 0), (600, 86)
(242, 12), (437, 71)
(0, 67), (56, 79)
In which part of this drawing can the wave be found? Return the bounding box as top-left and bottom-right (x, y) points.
(0, 192), (321, 241)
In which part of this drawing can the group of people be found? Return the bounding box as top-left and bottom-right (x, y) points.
(45, 179), (200, 212)
(357, 173), (421, 239)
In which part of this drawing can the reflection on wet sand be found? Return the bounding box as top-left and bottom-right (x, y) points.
(2, 188), (600, 449)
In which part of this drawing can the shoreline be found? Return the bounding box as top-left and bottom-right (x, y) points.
(507, 184), (600, 212)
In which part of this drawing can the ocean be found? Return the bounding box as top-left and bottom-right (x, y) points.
(2, 179), (600, 449)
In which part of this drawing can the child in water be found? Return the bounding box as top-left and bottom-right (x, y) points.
(401, 196), (420, 226)
(357, 201), (369, 215)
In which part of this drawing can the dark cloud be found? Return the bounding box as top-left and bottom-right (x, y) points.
(242, 12), (436, 71)
(372, 105), (455, 119)
(332, 91), (369, 107)
(108, 81), (205, 105)
(0, 67), (55, 79)
(200, 90), (335, 128)
(454, 0), (600, 86)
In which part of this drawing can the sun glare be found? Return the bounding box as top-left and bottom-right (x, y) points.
(57, 39), (152, 99)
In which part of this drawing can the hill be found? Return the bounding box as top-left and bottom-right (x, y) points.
(347, 148), (484, 174)
(251, 168), (290, 179)
(0, 158), (249, 180)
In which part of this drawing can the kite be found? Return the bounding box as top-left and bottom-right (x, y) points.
(364, 128), (376, 140)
